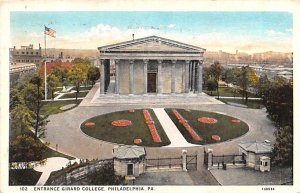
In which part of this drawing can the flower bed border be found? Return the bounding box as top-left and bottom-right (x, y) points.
(143, 110), (161, 143)
(172, 109), (201, 141)
(111, 120), (132, 127)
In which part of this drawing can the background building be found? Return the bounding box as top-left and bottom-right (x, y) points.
(9, 44), (42, 66)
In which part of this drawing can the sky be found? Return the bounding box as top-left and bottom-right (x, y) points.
(10, 11), (293, 53)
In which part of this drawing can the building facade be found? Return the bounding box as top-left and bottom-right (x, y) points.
(98, 36), (205, 95)
(10, 44), (42, 65)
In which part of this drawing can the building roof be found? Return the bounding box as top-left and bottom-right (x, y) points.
(98, 35), (206, 53)
(113, 145), (146, 159)
(239, 141), (272, 154)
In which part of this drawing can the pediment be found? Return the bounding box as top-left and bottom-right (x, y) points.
(98, 36), (205, 53)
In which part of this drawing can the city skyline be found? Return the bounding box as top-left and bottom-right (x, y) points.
(11, 11), (292, 53)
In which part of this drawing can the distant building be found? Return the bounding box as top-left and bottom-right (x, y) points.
(10, 44), (42, 66)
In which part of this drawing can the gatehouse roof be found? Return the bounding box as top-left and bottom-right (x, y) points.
(113, 145), (146, 159)
(98, 35), (205, 53)
(239, 141), (272, 154)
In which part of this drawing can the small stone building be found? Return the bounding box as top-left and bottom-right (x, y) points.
(98, 35), (205, 95)
(113, 145), (146, 177)
(239, 141), (272, 170)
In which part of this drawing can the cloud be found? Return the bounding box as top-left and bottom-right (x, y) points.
(11, 24), (293, 53)
(168, 24), (176, 28)
(266, 29), (285, 36)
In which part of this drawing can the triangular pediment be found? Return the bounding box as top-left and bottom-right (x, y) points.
(98, 36), (205, 53)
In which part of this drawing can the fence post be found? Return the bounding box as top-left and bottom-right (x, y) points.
(207, 149), (213, 170)
(182, 150), (187, 172)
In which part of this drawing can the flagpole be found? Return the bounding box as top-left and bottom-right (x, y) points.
(44, 27), (47, 101)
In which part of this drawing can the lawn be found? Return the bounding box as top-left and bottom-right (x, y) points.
(78, 85), (93, 91)
(9, 169), (42, 185)
(165, 109), (249, 145)
(220, 99), (264, 109)
(59, 92), (88, 99)
(41, 100), (82, 116)
(81, 109), (170, 147)
(204, 87), (258, 98)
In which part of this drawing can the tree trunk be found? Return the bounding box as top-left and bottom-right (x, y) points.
(245, 91), (248, 104)
(52, 90), (54, 99)
(76, 83), (79, 102)
(35, 85), (40, 139)
(216, 81), (220, 99)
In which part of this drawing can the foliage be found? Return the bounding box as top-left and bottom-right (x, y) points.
(51, 66), (68, 86)
(47, 74), (60, 99)
(88, 162), (124, 185)
(9, 134), (48, 163)
(10, 87), (25, 110)
(10, 104), (34, 138)
(73, 57), (91, 65)
(68, 63), (90, 101)
(9, 169), (42, 185)
(206, 78), (217, 94)
(209, 61), (224, 99)
(272, 126), (293, 167)
(87, 66), (100, 85)
(247, 67), (259, 86)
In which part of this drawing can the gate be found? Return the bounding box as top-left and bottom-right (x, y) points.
(145, 157), (182, 171)
(186, 155), (197, 170)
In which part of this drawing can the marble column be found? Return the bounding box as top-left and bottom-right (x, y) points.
(171, 60), (176, 94)
(191, 61), (195, 92)
(157, 60), (163, 94)
(185, 60), (190, 93)
(197, 60), (203, 94)
(129, 60), (134, 95)
(114, 59), (120, 94)
(100, 59), (105, 96)
(143, 59), (148, 94)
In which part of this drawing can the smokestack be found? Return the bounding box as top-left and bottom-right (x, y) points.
(132, 34), (134, 40)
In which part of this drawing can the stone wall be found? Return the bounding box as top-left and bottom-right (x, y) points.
(162, 62), (171, 94)
(133, 61), (144, 94)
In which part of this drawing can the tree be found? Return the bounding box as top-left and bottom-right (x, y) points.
(209, 61), (224, 99)
(68, 64), (87, 101)
(22, 74), (47, 139)
(47, 74), (60, 99)
(10, 87), (25, 110)
(88, 162), (123, 185)
(10, 104), (34, 138)
(73, 57), (91, 65)
(272, 126), (293, 167)
(206, 78), (217, 95)
(52, 66), (68, 86)
(238, 66), (249, 103)
(9, 134), (48, 163)
(87, 66), (100, 85)
(247, 67), (259, 87)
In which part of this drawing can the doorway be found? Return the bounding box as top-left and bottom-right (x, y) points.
(147, 73), (157, 93)
(127, 163), (134, 176)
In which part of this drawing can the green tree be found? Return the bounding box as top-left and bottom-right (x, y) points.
(10, 87), (25, 110)
(10, 104), (34, 138)
(247, 67), (259, 87)
(73, 57), (91, 65)
(22, 74), (47, 139)
(52, 66), (68, 86)
(272, 125), (293, 167)
(238, 66), (249, 103)
(68, 64), (87, 101)
(209, 61), (224, 99)
(87, 66), (100, 85)
(47, 74), (60, 99)
(88, 162), (123, 185)
(206, 78), (217, 95)
(9, 134), (48, 163)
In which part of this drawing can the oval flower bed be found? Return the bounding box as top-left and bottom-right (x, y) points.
(211, 135), (221, 141)
(198, 117), (218, 124)
(84, 122), (95, 127)
(111, 120), (132, 127)
(133, 138), (142, 144)
(231, 119), (241, 123)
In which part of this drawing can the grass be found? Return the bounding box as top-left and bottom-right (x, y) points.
(165, 109), (249, 145)
(59, 92), (88, 99)
(9, 169), (42, 185)
(204, 87), (258, 98)
(220, 99), (265, 109)
(41, 100), (82, 116)
(78, 85), (93, 91)
(81, 109), (170, 147)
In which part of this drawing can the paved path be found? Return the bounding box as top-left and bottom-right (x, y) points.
(53, 86), (74, 100)
(213, 96), (262, 100)
(153, 108), (198, 147)
(34, 157), (80, 186)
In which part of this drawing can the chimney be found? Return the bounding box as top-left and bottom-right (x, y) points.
(132, 34), (135, 40)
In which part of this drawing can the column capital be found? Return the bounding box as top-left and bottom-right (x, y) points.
(157, 60), (163, 64)
(129, 59), (135, 64)
(185, 60), (191, 64)
(114, 59), (120, 64)
(100, 59), (105, 63)
(171, 60), (177, 64)
(143, 59), (149, 64)
(199, 60), (204, 64)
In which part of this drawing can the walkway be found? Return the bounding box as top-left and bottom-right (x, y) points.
(53, 86), (74, 100)
(153, 108), (198, 147)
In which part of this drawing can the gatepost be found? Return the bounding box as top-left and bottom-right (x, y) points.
(182, 150), (187, 172)
(207, 149), (213, 170)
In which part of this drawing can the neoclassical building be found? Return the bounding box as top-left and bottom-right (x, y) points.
(98, 36), (205, 95)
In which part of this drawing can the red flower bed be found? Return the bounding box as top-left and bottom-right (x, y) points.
(231, 119), (240, 123)
(198, 117), (218, 124)
(133, 138), (142, 144)
(111, 120), (132, 127)
(85, 122), (95, 127)
(172, 109), (201, 141)
(211, 135), (221, 141)
(143, 110), (161, 143)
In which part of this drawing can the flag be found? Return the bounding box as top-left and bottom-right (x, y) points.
(44, 26), (56, 37)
